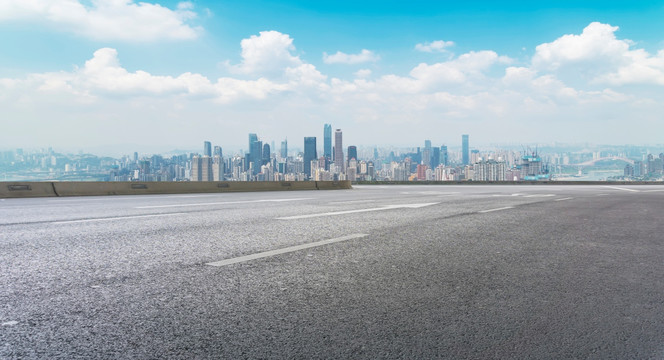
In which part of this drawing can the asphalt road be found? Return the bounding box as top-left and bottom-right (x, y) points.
(1, 184), (663, 359)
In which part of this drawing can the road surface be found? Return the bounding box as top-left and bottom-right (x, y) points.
(1, 184), (663, 359)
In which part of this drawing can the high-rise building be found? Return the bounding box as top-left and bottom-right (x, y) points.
(201, 156), (213, 181)
(462, 134), (469, 165)
(334, 129), (344, 173)
(441, 145), (448, 166)
(213, 155), (224, 181)
(248, 133), (258, 174)
(262, 143), (271, 165)
(280, 138), (288, 159)
(423, 140), (432, 167)
(324, 124), (332, 161)
(250, 137), (262, 176)
(347, 146), (357, 162)
(204, 141), (212, 157)
(190, 155), (201, 181)
(213, 146), (222, 157)
(432, 147), (440, 169)
(304, 137), (317, 179)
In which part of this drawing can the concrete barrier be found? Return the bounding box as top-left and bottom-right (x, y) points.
(315, 180), (353, 190)
(0, 182), (58, 198)
(0, 181), (337, 198)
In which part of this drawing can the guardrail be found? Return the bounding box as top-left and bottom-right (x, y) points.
(0, 181), (352, 198)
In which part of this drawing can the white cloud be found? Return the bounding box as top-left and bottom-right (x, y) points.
(323, 49), (380, 64)
(2, 25), (663, 148)
(0, 0), (200, 42)
(227, 31), (303, 76)
(354, 69), (372, 78)
(415, 40), (455, 53)
(532, 22), (664, 85)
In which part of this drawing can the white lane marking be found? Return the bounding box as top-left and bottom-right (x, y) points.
(136, 198), (312, 209)
(478, 206), (514, 213)
(596, 194), (609, 196)
(277, 202), (439, 220)
(523, 194), (556, 198)
(643, 189), (664, 193)
(206, 233), (369, 267)
(555, 197), (574, 202)
(602, 186), (640, 193)
(328, 200), (376, 205)
(2, 321), (18, 326)
(52, 213), (186, 224)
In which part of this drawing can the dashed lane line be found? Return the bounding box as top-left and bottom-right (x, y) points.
(276, 203), (440, 220)
(602, 186), (640, 193)
(555, 197), (574, 201)
(135, 198), (312, 209)
(478, 206), (514, 213)
(51, 213), (187, 225)
(206, 233), (369, 267)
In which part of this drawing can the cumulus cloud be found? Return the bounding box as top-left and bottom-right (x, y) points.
(0, 0), (201, 42)
(533, 22), (664, 85)
(227, 31), (303, 76)
(415, 40), (455, 53)
(323, 49), (380, 64)
(2, 25), (663, 148)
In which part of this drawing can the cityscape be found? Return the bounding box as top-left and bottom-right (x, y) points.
(2, 124), (663, 183)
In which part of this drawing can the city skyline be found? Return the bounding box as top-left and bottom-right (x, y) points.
(2, 1), (664, 150)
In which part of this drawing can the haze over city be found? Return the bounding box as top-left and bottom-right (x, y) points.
(1, 1), (664, 154)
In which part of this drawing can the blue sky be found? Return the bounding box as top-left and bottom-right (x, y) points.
(1, 1), (664, 154)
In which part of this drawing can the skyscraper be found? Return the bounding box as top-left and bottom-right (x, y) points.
(334, 129), (344, 173)
(432, 147), (440, 169)
(324, 124), (332, 160)
(441, 145), (449, 166)
(347, 146), (357, 162)
(262, 143), (270, 165)
(248, 133), (258, 173)
(280, 138), (288, 159)
(203, 141), (212, 157)
(304, 137), (317, 179)
(462, 134), (469, 165)
(423, 140), (432, 167)
(250, 137), (262, 176)
(213, 146), (222, 157)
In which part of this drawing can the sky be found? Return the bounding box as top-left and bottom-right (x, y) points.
(1, 0), (664, 155)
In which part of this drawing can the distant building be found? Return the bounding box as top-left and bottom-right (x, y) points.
(304, 137), (317, 179)
(334, 129), (344, 173)
(462, 135), (469, 165)
(324, 124), (332, 166)
(203, 141), (212, 157)
(347, 146), (357, 162)
(473, 159), (506, 181)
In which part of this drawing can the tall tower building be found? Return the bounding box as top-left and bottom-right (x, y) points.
(262, 143), (271, 165)
(280, 138), (288, 159)
(432, 147), (440, 169)
(251, 140), (262, 176)
(213, 146), (222, 157)
(441, 145), (449, 166)
(203, 141), (212, 157)
(423, 140), (432, 167)
(304, 137), (317, 179)
(190, 156), (202, 181)
(462, 134), (469, 165)
(334, 129), (344, 173)
(324, 124), (332, 162)
(347, 146), (357, 164)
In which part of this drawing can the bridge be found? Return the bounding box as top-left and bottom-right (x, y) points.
(575, 156), (635, 166)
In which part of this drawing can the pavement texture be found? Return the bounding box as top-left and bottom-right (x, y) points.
(1, 184), (663, 359)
